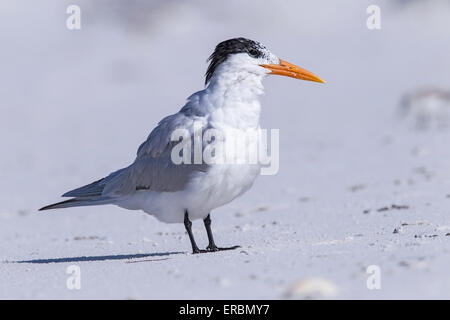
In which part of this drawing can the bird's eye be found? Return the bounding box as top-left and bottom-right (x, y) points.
(248, 49), (259, 58)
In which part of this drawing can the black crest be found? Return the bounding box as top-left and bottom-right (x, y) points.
(205, 38), (264, 85)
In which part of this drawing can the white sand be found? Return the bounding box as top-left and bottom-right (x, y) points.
(1, 0), (450, 299)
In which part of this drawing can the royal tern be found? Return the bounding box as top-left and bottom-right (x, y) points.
(40, 38), (324, 253)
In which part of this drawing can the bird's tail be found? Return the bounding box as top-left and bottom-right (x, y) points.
(39, 197), (114, 211)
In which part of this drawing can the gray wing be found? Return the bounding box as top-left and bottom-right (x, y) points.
(104, 109), (209, 196)
(62, 152), (207, 198)
(102, 148), (208, 196)
(62, 168), (126, 197)
(63, 108), (209, 198)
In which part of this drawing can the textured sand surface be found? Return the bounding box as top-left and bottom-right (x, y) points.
(1, 0), (449, 299)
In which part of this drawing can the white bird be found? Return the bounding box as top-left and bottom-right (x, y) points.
(40, 38), (324, 253)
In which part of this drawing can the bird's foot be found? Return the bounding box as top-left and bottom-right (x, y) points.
(192, 247), (207, 254)
(206, 244), (240, 252)
(192, 245), (240, 254)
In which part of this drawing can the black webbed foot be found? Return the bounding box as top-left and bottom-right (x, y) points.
(206, 245), (240, 252)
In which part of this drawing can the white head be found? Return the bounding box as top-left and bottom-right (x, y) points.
(205, 38), (325, 87)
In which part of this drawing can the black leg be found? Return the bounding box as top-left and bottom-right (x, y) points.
(203, 214), (240, 252)
(204, 214), (218, 251)
(184, 211), (205, 254)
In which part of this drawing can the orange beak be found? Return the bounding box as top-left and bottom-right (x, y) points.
(260, 59), (325, 84)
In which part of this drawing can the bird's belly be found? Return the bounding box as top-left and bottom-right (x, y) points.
(117, 163), (260, 223)
(188, 163), (261, 212)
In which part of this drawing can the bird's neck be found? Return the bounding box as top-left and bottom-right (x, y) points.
(205, 68), (265, 129)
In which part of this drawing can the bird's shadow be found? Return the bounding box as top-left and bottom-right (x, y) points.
(11, 251), (184, 264)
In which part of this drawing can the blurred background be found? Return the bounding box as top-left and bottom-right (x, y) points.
(1, 0), (450, 299)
